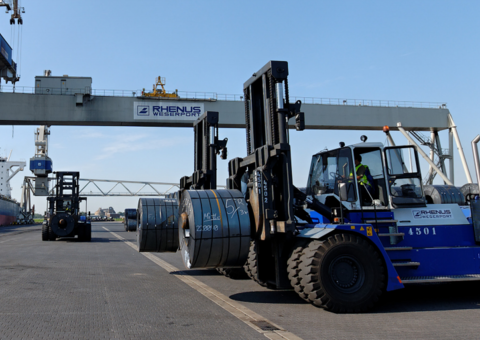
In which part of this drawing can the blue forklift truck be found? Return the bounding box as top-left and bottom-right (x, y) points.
(143, 60), (480, 313)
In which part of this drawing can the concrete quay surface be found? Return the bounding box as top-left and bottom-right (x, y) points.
(0, 222), (479, 339)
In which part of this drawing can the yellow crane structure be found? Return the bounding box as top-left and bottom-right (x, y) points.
(142, 76), (179, 98)
(0, 0), (24, 25)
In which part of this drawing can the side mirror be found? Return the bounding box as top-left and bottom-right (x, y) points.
(338, 183), (348, 202)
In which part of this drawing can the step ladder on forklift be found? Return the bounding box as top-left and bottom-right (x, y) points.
(363, 217), (420, 269)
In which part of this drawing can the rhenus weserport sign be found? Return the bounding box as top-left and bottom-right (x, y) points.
(134, 102), (204, 121)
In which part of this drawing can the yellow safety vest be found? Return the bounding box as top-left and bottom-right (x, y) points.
(351, 164), (371, 187)
(356, 164), (371, 187)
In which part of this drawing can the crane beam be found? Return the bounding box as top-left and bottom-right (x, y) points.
(0, 92), (451, 131)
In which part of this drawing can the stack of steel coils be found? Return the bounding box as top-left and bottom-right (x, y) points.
(137, 198), (179, 252)
(124, 208), (137, 232)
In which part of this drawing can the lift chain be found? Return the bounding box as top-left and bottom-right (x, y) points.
(244, 88), (251, 154)
(284, 77), (290, 111)
(268, 70), (279, 145)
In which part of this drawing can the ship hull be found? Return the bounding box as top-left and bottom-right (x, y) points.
(0, 198), (19, 226)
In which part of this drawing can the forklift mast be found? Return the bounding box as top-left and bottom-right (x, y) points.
(180, 111), (228, 192)
(48, 171), (85, 216)
(227, 61), (305, 287)
(229, 61), (304, 239)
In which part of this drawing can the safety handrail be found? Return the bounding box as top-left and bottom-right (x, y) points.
(0, 84), (447, 109)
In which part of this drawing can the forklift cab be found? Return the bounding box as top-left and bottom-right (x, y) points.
(307, 142), (426, 211)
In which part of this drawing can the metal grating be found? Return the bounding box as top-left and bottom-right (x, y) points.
(250, 320), (280, 331)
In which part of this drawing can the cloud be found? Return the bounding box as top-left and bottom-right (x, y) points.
(73, 130), (109, 139)
(93, 134), (186, 160)
(50, 143), (66, 149)
(294, 76), (346, 90)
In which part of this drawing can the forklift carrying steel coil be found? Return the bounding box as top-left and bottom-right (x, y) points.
(149, 60), (480, 313)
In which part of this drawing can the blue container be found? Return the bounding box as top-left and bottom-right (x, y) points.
(0, 34), (13, 66)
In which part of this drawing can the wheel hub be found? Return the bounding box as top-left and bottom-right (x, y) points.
(329, 255), (365, 292)
(58, 219), (67, 229)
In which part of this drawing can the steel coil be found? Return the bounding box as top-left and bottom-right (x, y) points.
(127, 219), (137, 231)
(124, 208), (137, 231)
(50, 213), (75, 237)
(460, 183), (479, 200)
(424, 185), (465, 205)
(178, 189), (251, 269)
(137, 198), (179, 252)
(125, 209), (137, 220)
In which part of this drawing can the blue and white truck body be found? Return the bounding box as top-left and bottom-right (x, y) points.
(300, 141), (480, 291)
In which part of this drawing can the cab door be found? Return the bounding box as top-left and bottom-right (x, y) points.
(383, 146), (426, 208)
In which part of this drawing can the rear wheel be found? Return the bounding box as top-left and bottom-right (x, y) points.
(243, 241), (267, 287)
(287, 239), (310, 301)
(86, 224), (92, 242)
(299, 233), (385, 313)
(48, 225), (56, 241)
(41, 223), (49, 241)
(77, 225), (85, 241)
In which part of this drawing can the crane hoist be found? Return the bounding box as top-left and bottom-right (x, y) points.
(141, 76), (179, 99)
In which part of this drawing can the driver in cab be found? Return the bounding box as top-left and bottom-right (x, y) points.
(352, 154), (375, 202)
(353, 155), (369, 187)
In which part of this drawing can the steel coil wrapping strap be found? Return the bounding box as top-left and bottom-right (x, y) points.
(178, 189), (251, 269)
(137, 198), (179, 252)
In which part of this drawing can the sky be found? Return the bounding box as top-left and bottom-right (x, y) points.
(0, 0), (479, 214)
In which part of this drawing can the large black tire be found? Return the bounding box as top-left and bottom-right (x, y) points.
(298, 233), (385, 313)
(243, 241), (267, 287)
(48, 225), (56, 241)
(86, 223), (92, 242)
(287, 239), (310, 301)
(41, 223), (49, 241)
(216, 267), (248, 279)
(77, 224), (86, 242)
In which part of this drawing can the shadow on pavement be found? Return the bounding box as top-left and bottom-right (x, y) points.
(229, 290), (309, 305)
(0, 225), (41, 236)
(55, 237), (120, 243)
(372, 281), (480, 313)
(226, 281), (480, 312)
(171, 269), (222, 276)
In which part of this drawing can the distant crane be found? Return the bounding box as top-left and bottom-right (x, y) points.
(0, 0), (24, 85)
(0, 0), (24, 24)
(29, 126), (53, 196)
